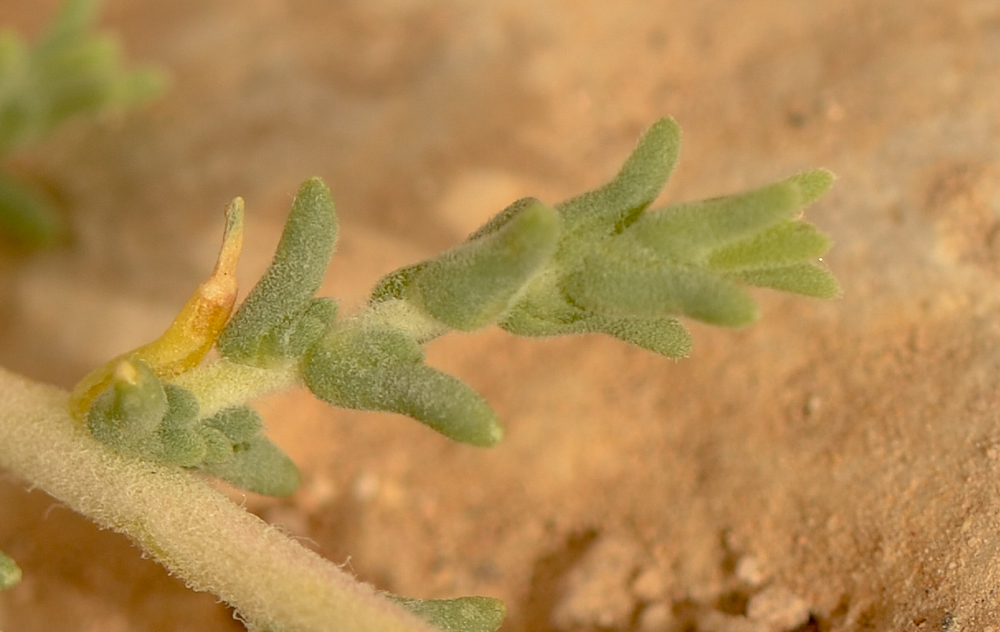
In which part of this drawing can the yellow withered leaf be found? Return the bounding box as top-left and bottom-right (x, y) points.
(68, 197), (245, 421)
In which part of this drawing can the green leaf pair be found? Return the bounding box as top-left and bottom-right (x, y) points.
(87, 358), (299, 496)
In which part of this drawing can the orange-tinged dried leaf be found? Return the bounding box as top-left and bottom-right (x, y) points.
(68, 197), (244, 420)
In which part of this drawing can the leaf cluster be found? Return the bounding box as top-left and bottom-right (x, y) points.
(83, 118), (837, 497)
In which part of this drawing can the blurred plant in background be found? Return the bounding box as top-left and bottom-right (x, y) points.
(0, 0), (162, 247)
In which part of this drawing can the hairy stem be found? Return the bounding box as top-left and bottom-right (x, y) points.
(170, 357), (301, 418)
(0, 366), (436, 632)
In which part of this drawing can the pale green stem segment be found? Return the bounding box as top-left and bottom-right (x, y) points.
(0, 367), (441, 632)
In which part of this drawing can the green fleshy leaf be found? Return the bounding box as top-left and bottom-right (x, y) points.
(87, 359), (168, 453)
(199, 426), (238, 464)
(371, 261), (428, 304)
(198, 434), (301, 497)
(707, 220), (832, 270)
(218, 178), (338, 365)
(558, 117), (681, 238)
(500, 291), (588, 338)
(391, 596), (507, 632)
(564, 256), (758, 327)
(156, 422), (205, 467)
(409, 199), (560, 330)
(283, 297), (338, 357)
(465, 196), (540, 241)
(627, 179), (800, 262)
(192, 406), (299, 496)
(204, 406), (265, 443)
(303, 327), (503, 446)
(0, 550), (22, 590)
(732, 262), (840, 298)
(786, 168), (835, 206)
(155, 384), (204, 466)
(586, 314), (692, 357)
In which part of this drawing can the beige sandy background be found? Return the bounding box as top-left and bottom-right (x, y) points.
(2, 1), (1000, 630)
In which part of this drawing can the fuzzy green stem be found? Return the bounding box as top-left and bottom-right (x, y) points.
(0, 366), (437, 632)
(169, 357), (301, 418)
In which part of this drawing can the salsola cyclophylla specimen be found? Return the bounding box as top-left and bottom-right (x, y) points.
(0, 118), (838, 632)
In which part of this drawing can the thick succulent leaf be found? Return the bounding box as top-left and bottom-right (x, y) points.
(371, 262), (428, 304)
(269, 297), (339, 358)
(731, 262), (840, 298)
(153, 383), (203, 466)
(500, 293), (588, 338)
(410, 199), (560, 330)
(585, 314), (693, 357)
(218, 178), (338, 364)
(87, 359), (169, 453)
(558, 117), (681, 237)
(628, 178), (800, 261)
(197, 434), (301, 497)
(392, 596), (507, 632)
(465, 196), (541, 241)
(204, 405), (266, 443)
(707, 220), (832, 270)
(303, 327), (503, 446)
(564, 256), (758, 326)
(785, 168), (835, 206)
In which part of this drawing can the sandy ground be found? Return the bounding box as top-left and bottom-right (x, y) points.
(2, 1), (1000, 630)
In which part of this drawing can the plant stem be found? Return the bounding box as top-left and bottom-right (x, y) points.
(0, 366), (437, 632)
(170, 357), (301, 418)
